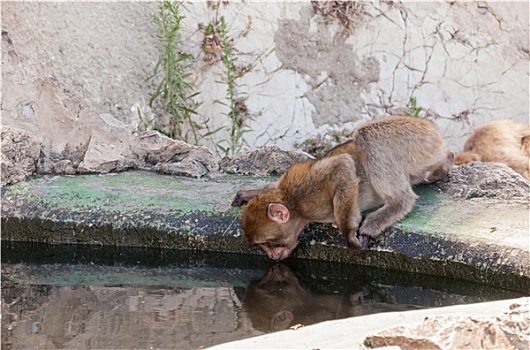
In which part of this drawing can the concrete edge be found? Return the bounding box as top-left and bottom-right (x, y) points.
(208, 297), (530, 349)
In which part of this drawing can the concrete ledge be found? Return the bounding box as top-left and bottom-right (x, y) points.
(1, 170), (529, 291)
(209, 297), (529, 349)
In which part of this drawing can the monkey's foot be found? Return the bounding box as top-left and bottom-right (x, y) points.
(357, 235), (371, 250)
(347, 236), (375, 256)
(358, 221), (384, 240)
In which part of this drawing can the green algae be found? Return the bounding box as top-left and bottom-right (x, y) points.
(4, 172), (228, 215)
(394, 185), (454, 236)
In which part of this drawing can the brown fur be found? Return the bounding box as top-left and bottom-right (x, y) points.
(453, 151), (481, 164)
(236, 116), (452, 260)
(454, 120), (530, 180)
(521, 135), (530, 157)
(242, 154), (361, 260)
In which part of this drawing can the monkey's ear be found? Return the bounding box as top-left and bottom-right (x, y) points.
(447, 151), (455, 162)
(267, 203), (290, 223)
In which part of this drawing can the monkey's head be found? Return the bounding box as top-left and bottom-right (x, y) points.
(423, 150), (455, 183)
(241, 190), (307, 261)
(453, 151), (481, 165)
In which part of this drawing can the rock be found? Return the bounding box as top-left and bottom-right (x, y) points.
(1, 126), (42, 186)
(437, 162), (530, 200)
(1, 76), (217, 178)
(133, 130), (218, 178)
(155, 159), (209, 178)
(4, 78), (93, 169)
(364, 301), (529, 350)
(220, 146), (314, 176)
(77, 114), (134, 173)
(77, 134), (131, 174)
(50, 160), (76, 175)
(38, 142), (90, 174)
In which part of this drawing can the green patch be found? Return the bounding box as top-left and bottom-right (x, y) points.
(397, 185), (453, 236)
(3, 172), (219, 215)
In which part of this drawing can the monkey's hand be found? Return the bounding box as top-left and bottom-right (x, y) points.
(231, 190), (249, 207)
(231, 188), (267, 207)
(358, 219), (384, 240)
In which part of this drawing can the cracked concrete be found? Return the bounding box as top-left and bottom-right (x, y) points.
(274, 5), (379, 127)
(2, 2), (527, 157)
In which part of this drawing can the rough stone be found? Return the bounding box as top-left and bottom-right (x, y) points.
(39, 142), (90, 175)
(77, 134), (131, 174)
(3, 77), (94, 174)
(133, 130), (218, 178)
(50, 160), (76, 175)
(76, 113), (134, 173)
(219, 146), (314, 176)
(437, 162), (530, 200)
(364, 301), (529, 350)
(0, 126), (42, 186)
(154, 159), (209, 178)
(0, 76), (219, 182)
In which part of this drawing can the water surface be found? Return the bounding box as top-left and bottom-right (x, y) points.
(2, 242), (526, 349)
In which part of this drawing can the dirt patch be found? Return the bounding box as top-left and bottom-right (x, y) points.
(436, 162), (530, 200)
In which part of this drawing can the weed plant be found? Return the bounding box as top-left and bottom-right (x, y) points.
(148, 0), (203, 144)
(214, 15), (253, 156)
(408, 96), (422, 118)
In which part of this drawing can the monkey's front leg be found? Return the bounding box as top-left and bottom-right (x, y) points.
(333, 185), (364, 252)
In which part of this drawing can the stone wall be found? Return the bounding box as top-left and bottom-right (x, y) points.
(2, 1), (529, 171)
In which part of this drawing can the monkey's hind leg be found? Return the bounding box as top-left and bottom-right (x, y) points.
(358, 176), (417, 241)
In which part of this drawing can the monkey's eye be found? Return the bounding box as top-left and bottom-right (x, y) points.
(254, 242), (270, 248)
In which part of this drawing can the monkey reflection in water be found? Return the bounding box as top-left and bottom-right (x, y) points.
(235, 264), (419, 333)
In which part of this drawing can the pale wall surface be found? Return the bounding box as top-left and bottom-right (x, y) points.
(2, 1), (529, 157)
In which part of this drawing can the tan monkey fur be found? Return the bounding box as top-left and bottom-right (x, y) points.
(234, 116), (452, 260)
(454, 119), (530, 180)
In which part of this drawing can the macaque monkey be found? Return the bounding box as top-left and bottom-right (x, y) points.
(453, 119), (530, 180)
(233, 116), (452, 260)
